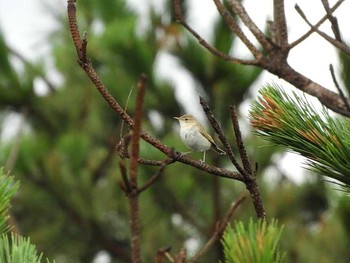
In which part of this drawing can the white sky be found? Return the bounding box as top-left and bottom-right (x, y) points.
(0, 0), (349, 181)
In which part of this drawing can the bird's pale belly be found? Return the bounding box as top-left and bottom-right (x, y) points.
(181, 131), (211, 152)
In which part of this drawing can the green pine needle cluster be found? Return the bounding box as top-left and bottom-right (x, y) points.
(0, 169), (19, 234)
(0, 169), (54, 263)
(0, 234), (52, 263)
(249, 85), (350, 189)
(221, 218), (285, 263)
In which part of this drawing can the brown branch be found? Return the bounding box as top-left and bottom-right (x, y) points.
(129, 75), (147, 185)
(67, 0), (82, 59)
(212, 0), (261, 58)
(258, 58), (350, 116)
(228, 107), (265, 220)
(273, 0), (289, 48)
(127, 74), (147, 263)
(116, 135), (176, 166)
(199, 97), (265, 219)
(174, 0), (350, 116)
(189, 195), (247, 263)
(295, 4), (350, 56)
(229, 106), (253, 176)
(172, 0), (258, 65)
(119, 161), (131, 193)
(228, 0), (273, 51)
(290, 0), (345, 48)
(294, 3), (350, 56)
(138, 158), (173, 193)
(321, 0), (342, 41)
(199, 97), (246, 176)
(329, 64), (350, 111)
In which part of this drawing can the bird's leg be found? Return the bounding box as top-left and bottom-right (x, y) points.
(202, 151), (206, 163)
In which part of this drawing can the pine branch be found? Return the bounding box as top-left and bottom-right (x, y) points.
(250, 85), (350, 189)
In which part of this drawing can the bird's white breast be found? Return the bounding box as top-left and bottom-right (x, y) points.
(179, 123), (211, 152)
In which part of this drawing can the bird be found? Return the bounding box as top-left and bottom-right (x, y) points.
(174, 114), (226, 162)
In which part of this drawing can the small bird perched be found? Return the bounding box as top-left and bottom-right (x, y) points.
(174, 114), (226, 162)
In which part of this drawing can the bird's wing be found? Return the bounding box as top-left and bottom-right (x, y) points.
(199, 128), (215, 145)
(199, 127), (226, 155)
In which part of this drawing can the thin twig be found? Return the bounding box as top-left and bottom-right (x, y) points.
(67, 0), (82, 59)
(120, 86), (134, 140)
(294, 3), (350, 56)
(229, 106), (253, 177)
(321, 0), (342, 41)
(189, 195), (247, 263)
(290, 0), (345, 48)
(119, 161), (131, 193)
(199, 97), (246, 176)
(128, 74), (147, 263)
(329, 64), (350, 111)
(129, 74), (147, 185)
(138, 158), (172, 193)
(228, 0), (273, 51)
(273, 0), (289, 48)
(228, 107), (266, 220)
(172, 0), (258, 65)
(116, 136), (176, 166)
(212, 0), (261, 58)
(81, 31), (88, 63)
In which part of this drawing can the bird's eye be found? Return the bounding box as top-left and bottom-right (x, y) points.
(185, 118), (188, 121)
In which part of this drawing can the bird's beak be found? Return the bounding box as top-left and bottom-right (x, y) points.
(174, 117), (179, 120)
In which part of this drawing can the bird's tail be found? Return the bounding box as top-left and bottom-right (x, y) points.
(211, 143), (226, 155)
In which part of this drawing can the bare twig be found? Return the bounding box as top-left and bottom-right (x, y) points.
(67, 0), (82, 58)
(228, 0), (273, 51)
(321, 0), (342, 41)
(273, 0), (289, 48)
(129, 74), (147, 185)
(290, 0), (345, 48)
(119, 161), (131, 193)
(329, 64), (350, 111)
(138, 158), (172, 193)
(229, 106), (253, 176)
(172, 0), (259, 65)
(294, 3), (350, 56)
(198, 97), (265, 219)
(128, 74), (147, 263)
(189, 195), (247, 263)
(228, 107), (265, 220)
(212, 0), (261, 58)
(199, 96), (246, 176)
